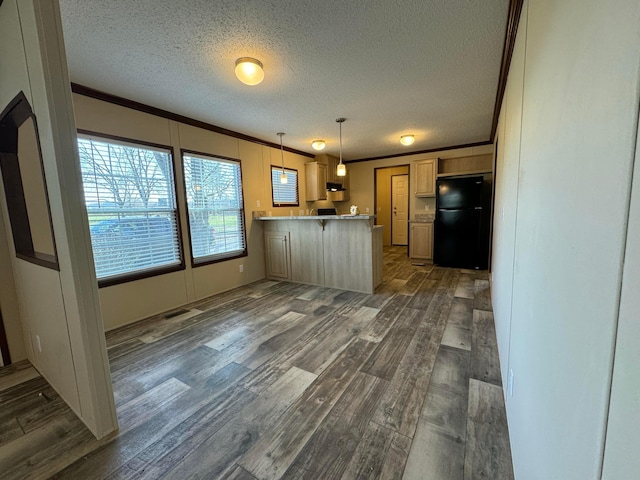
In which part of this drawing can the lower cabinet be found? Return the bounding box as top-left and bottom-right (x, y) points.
(409, 222), (434, 262)
(264, 231), (290, 280)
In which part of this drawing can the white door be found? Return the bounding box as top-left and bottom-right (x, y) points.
(391, 174), (409, 245)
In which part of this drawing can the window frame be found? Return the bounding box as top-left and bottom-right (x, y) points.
(77, 129), (185, 288)
(180, 148), (248, 268)
(270, 165), (299, 207)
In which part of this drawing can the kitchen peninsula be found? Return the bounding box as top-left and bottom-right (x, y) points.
(259, 215), (383, 294)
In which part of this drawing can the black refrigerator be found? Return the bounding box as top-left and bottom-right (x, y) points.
(434, 176), (491, 270)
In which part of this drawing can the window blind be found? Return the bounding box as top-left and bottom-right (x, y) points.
(183, 153), (246, 262)
(271, 167), (299, 206)
(77, 136), (181, 280)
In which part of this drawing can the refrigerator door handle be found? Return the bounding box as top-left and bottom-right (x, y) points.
(475, 207), (482, 210)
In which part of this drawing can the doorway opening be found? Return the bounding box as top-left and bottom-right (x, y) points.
(374, 165), (410, 246)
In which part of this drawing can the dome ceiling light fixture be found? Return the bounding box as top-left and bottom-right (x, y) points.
(400, 134), (415, 146)
(277, 132), (287, 184)
(234, 57), (264, 86)
(311, 140), (326, 151)
(336, 118), (346, 177)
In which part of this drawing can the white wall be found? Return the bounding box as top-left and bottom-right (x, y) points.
(602, 108), (640, 478)
(72, 94), (314, 329)
(491, 0), (640, 478)
(0, 0), (117, 438)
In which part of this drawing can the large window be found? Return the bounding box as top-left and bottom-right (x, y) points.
(271, 166), (299, 207)
(77, 134), (182, 284)
(182, 151), (247, 264)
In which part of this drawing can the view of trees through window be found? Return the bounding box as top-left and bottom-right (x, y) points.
(77, 136), (181, 280)
(182, 153), (246, 262)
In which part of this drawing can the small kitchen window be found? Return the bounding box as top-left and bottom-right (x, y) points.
(271, 166), (299, 207)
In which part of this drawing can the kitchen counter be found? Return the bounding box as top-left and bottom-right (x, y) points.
(260, 216), (383, 294)
(258, 214), (376, 221)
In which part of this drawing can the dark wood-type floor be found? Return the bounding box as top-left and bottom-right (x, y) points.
(0, 247), (514, 480)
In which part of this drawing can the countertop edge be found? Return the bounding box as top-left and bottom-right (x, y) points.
(257, 215), (376, 220)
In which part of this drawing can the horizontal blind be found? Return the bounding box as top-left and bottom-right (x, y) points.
(78, 136), (181, 279)
(183, 154), (246, 262)
(271, 167), (298, 205)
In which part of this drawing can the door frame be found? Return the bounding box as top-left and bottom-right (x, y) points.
(390, 173), (409, 246)
(0, 310), (10, 366)
(374, 165), (410, 247)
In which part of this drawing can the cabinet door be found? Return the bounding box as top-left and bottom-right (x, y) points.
(415, 159), (436, 197)
(317, 163), (327, 199)
(305, 162), (327, 201)
(265, 231), (290, 280)
(409, 222), (434, 260)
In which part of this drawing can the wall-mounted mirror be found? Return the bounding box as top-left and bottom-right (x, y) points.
(0, 91), (58, 270)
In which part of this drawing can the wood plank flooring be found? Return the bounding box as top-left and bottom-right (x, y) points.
(0, 247), (513, 479)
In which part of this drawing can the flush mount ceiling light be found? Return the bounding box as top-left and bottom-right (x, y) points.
(311, 140), (326, 151)
(400, 134), (415, 146)
(235, 57), (264, 86)
(277, 132), (287, 184)
(336, 118), (346, 177)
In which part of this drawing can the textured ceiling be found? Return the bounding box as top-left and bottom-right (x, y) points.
(59, 0), (509, 160)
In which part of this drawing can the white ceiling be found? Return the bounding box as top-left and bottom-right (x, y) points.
(59, 0), (509, 160)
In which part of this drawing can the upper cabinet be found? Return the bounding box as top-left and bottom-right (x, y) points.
(437, 154), (493, 178)
(415, 158), (437, 197)
(305, 161), (327, 201)
(315, 153), (350, 202)
(315, 153), (340, 184)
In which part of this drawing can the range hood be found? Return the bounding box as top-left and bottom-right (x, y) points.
(326, 182), (346, 192)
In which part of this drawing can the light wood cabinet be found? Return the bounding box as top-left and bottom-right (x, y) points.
(264, 231), (290, 280)
(415, 159), (437, 197)
(305, 162), (327, 201)
(409, 222), (434, 261)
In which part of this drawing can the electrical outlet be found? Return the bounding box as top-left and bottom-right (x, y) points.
(36, 335), (42, 353)
(257, 200), (261, 208)
(425, 205), (429, 211)
(509, 369), (514, 397)
(239, 264), (244, 273)
(365, 207), (369, 213)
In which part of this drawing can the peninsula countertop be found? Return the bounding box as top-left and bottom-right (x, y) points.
(257, 214), (376, 221)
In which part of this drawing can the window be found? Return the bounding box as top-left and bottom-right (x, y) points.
(182, 151), (247, 264)
(77, 134), (182, 284)
(271, 166), (299, 206)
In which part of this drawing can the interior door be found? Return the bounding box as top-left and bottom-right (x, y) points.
(391, 174), (409, 245)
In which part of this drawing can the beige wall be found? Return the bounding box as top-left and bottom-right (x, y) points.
(491, 0), (640, 478)
(347, 145), (493, 234)
(0, 0), (117, 438)
(72, 94), (314, 329)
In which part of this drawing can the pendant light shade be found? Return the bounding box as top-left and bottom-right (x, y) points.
(336, 118), (346, 177)
(235, 57), (264, 86)
(277, 132), (287, 184)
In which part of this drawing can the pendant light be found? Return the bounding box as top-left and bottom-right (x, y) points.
(277, 132), (287, 184)
(336, 118), (346, 177)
